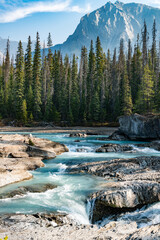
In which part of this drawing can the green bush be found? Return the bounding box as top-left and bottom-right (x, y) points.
(29, 138), (34, 146)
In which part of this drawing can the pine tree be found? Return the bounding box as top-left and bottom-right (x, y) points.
(95, 36), (104, 97)
(7, 59), (15, 117)
(0, 86), (4, 118)
(47, 33), (53, 69)
(60, 54), (69, 121)
(131, 36), (142, 104)
(87, 40), (96, 121)
(110, 48), (119, 119)
(151, 19), (157, 71)
(136, 64), (154, 113)
(22, 99), (28, 124)
(33, 32), (42, 120)
(79, 46), (88, 122)
(70, 54), (80, 122)
(15, 41), (25, 120)
(25, 36), (33, 114)
(53, 51), (61, 111)
(66, 62), (73, 124)
(103, 49), (111, 121)
(41, 56), (49, 116)
(118, 39), (126, 115)
(142, 20), (149, 68)
(4, 39), (10, 115)
(90, 91), (100, 122)
(127, 39), (132, 85)
(151, 20), (159, 110)
(121, 63), (133, 115)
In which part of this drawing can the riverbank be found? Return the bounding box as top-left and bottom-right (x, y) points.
(0, 134), (68, 188)
(0, 126), (117, 135)
(0, 213), (159, 240)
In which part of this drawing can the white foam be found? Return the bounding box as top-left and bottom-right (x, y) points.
(131, 145), (160, 154)
(57, 163), (67, 172)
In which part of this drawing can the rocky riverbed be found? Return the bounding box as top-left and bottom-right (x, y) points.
(68, 156), (160, 224)
(0, 213), (159, 240)
(0, 127), (160, 240)
(0, 134), (68, 187)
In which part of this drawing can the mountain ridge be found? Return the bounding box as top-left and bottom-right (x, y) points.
(51, 1), (160, 56)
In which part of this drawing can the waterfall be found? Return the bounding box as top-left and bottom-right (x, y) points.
(86, 198), (96, 223)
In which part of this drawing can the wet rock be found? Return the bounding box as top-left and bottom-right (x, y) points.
(118, 114), (160, 140)
(69, 133), (87, 138)
(108, 130), (129, 141)
(68, 156), (160, 182)
(0, 183), (57, 199)
(27, 145), (56, 159)
(76, 148), (88, 152)
(89, 181), (160, 223)
(96, 144), (133, 153)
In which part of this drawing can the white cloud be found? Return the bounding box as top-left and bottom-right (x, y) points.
(0, 0), (91, 23)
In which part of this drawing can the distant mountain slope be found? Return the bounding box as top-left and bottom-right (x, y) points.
(0, 51), (3, 63)
(0, 37), (28, 59)
(51, 1), (160, 56)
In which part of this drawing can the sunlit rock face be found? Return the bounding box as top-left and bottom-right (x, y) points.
(52, 1), (160, 56)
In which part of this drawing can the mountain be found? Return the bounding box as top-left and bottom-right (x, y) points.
(0, 37), (28, 59)
(51, 1), (160, 56)
(0, 51), (3, 63)
(0, 37), (36, 63)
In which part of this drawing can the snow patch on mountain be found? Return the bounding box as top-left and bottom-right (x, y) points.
(95, 11), (100, 26)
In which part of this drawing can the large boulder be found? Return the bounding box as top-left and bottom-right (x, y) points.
(89, 181), (160, 223)
(96, 144), (133, 153)
(27, 145), (56, 159)
(118, 114), (160, 140)
(108, 130), (129, 141)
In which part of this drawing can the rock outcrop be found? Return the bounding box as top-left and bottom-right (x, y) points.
(69, 133), (87, 138)
(0, 134), (68, 187)
(96, 143), (133, 153)
(89, 181), (160, 223)
(108, 130), (129, 141)
(0, 183), (57, 199)
(68, 156), (160, 223)
(114, 114), (160, 140)
(68, 156), (160, 181)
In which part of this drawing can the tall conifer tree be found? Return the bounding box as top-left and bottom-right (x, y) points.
(33, 32), (42, 119)
(15, 41), (25, 120)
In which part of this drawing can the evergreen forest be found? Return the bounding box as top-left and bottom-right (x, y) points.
(0, 20), (159, 125)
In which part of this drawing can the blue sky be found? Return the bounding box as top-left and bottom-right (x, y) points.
(0, 0), (160, 44)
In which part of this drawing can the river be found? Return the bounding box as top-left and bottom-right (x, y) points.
(0, 132), (160, 227)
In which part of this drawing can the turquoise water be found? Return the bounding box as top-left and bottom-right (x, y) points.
(0, 133), (160, 225)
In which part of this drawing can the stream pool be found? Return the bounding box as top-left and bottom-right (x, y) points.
(0, 132), (160, 227)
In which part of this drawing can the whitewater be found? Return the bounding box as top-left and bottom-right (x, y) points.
(0, 132), (160, 227)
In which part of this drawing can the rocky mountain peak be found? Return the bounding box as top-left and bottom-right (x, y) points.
(55, 1), (160, 57)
